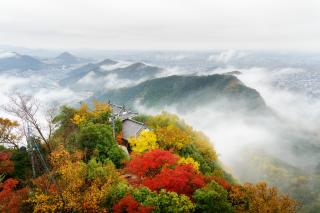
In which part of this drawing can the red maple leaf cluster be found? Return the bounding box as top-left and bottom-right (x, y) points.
(208, 176), (232, 191)
(0, 151), (14, 174)
(143, 164), (205, 197)
(113, 195), (153, 213)
(0, 178), (28, 213)
(126, 149), (178, 177)
(126, 149), (205, 197)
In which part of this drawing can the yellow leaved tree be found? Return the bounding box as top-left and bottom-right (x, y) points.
(71, 101), (111, 125)
(128, 130), (158, 153)
(178, 156), (200, 172)
(29, 145), (123, 212)
(156, 125), (192, 151)
(229, 182), (298, 213)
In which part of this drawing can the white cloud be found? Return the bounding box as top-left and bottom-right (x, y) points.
(0, 51), (18, 59)
(77, 71), (97, 85)
(34, 87), (76, 105)
(156, 66), (194, 78)
(100, 61), (133, 72)
(134, 64), (320, 182)
(207, 50), (247, 63)
(104, 73), (146, 90)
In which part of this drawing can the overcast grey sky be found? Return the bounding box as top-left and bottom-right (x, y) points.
(0, 0), (319, 51)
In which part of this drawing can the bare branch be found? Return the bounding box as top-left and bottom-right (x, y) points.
(3, 93), (52, 152)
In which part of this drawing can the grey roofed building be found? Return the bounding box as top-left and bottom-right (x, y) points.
(122, 118), (148, 141)
(110, 103), (124, 115)
(110, 103), (138, 120)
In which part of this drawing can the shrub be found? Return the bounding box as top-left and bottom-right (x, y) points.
(131, 187), (195, 213)
(77, 122), (114, 158)
(113, 194), (153, 213)
(143, 164), (205, 197)
(126, 149), (178, 178)
(178, 156), (200, 172)
(193, 181), (234, 213)
(128, 130), (158, 153)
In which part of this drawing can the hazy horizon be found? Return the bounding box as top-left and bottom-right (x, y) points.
(1, 0), (320, 51)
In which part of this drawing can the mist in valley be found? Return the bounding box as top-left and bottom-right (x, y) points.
(0, 50), (319, 210)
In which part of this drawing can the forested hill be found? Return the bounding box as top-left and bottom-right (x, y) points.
(93, 74), (268, 113)
(0, 99), (297, 212)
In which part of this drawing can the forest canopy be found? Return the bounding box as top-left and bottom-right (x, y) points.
(0, 99), (298, 212)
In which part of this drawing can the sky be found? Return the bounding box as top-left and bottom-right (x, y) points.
(0, 0), (320, 51)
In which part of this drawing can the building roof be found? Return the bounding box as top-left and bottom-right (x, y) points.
(110, 103), (138, 120)
(122, 118), (148, 141)
(110, 103), (124, 115)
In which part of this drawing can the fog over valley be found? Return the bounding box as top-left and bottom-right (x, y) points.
(0, 47), (320, 211)
(2, 0), (320, 211)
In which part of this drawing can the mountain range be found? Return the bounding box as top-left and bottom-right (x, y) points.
(0, 52), (44, 71)
(92, 74), (268, 113)
(1, 50), (320, 211)
(0, 51), (91, 71)
(60, 59), (163, 89)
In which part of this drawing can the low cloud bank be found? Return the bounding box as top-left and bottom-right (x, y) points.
(134, 65), (320, 183)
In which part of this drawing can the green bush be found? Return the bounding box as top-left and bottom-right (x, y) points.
(132, 187), (195, 213)
(77, 122), (114, 158)
(193, 181), (234, 213)
(105, 145), (127, 168)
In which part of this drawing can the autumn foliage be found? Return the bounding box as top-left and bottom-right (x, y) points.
(28, 145), (125, 212)
(0, 178), (28, 213)
(229, 182), (298, 213)
(126, 149), (205, 197)
(0, 152), (14, 174)
(116, 131), (123, 145)
(0, 102), (299, 212)
(0, 118), (20, 149)
(128, 130), (158, 153)
(207, 176), (232, 191)
(113, 195), (153, 213)
(143, 164), (205, 197)
(126, 149), (178, 177)
(155, 126), (192, 150)
(178, 156), (200, 172)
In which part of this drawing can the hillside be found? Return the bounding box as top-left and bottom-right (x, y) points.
(60, 59), (162, 88)
(94, 74), (268, 113)
(0, 52), (44, 71)
(0, 100), (297, 212)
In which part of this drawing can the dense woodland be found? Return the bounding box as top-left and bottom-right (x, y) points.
(0, 96), (298, 212)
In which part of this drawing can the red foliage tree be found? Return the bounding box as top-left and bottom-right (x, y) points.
(213, 176), (231, 191)
(0, 151), (14, 174)
(206, 176), (231, 191)
(113, 195), (153, 213)
(0, 178), (28, 213)
(143, 164), (205, 197)
(126, 149), (178, 177)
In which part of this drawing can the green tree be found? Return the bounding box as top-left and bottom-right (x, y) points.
(77, 122), (114, 159)
(132, 187), (195, 213)
(193, 181), (234, 213)
(77, 122), (126, 167)
(106, 145), (128, 168)
(11, 148), (32, 180)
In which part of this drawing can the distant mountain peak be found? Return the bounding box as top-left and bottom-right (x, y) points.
(53, 52), (90, 65)
(0, 51), (44, 71)
(98, 58), (117, 65)
(56, 52), (76, 60)
(130, 62), (145, 67)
